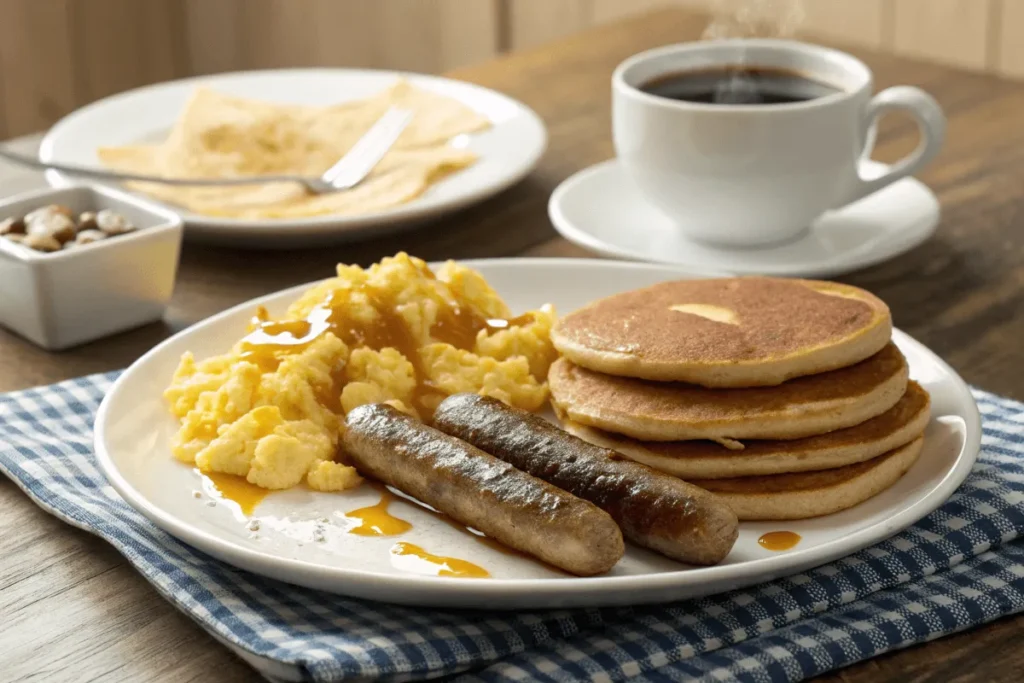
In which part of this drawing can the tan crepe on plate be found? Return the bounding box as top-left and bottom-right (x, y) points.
(97, 81), (490, 219)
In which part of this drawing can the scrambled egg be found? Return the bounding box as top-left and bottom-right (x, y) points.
(165, 253), (557, 492)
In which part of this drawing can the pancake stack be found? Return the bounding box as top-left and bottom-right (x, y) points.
(548, 277), (929, 521)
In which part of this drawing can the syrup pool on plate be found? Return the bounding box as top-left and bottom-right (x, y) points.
(758, 531), (802, 551)
(390, 542), (490, 578)
(344, 487), (413, 536)
(196, 475), (501, 577)
(198, 470), (269, 516)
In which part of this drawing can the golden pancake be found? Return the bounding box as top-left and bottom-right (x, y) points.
(692, 436), (924, 520)
(551, 278), (891, 387)
(548, 343), (909, 442)
(556, 381), (930, 478)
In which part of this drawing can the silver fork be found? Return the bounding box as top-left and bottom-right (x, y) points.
(0, 107), (414, 195)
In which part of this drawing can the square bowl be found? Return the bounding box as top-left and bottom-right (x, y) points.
(0, 185), (183, 350)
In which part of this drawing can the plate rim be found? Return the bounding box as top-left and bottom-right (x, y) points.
(94, 257), (982, 605)
(548, 159), (940, 279)
(39, 67), (548, 235)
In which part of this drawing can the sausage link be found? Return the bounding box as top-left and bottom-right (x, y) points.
(343, 403), (624, 576)
(433, 394), (739, 565)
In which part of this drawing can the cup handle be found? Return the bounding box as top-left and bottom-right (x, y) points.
(849, 86), (946, 202)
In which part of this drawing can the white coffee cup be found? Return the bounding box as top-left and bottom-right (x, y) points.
(612, 39), (946, 247)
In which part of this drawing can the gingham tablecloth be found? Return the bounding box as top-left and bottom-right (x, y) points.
(3, 372), (1024, 682)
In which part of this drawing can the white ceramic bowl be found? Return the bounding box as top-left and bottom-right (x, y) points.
(0, 185), (183, 350)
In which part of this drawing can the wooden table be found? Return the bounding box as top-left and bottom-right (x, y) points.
(2, 8), (1023, 682)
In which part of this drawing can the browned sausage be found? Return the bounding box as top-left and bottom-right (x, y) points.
(343, 403), (624, 576)
(433, 394), (739, 565)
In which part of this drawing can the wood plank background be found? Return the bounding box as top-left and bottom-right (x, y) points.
(0, 0), (1016, 139)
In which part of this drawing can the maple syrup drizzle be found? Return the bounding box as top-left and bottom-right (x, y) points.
(377, 483), (527, 558)
(333, 483), (515, 576)
(234, 274), (534, 418)
(390, 542), (490, 578)
(198, 469), (270, 516)
(344, 488), (413, 536)
(758, 531), (801, 551)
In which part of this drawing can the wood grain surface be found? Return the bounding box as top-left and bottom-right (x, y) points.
(2, 8), (1023, 682)
(4, 0), (1024, 139)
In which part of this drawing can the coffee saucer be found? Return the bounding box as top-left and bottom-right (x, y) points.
(548, 159), (940, 278)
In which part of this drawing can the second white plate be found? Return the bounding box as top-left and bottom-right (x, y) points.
(40, 69), (547, 248)
(95, 259), (980, 608)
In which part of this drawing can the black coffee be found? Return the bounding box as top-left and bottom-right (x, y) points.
(640, 66), (842, 105)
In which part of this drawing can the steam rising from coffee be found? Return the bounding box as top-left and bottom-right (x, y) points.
(701, 0), (806, 105)
(702, 0), (805, 40)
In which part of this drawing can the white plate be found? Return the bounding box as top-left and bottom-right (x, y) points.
(549, 160), (940, 278)
(40, 69), (547, 248)
(94, 259), (980, 609)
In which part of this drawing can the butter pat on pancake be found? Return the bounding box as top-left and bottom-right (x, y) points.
(556, 381), (930, 478)
(691, 436), (925, 520)
(548, 343), (909, 442)
(98, 81), (489, 219)
(551, 277), (892, 387)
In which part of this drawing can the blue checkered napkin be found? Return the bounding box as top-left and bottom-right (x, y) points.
(3, 376), (1024, 683)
